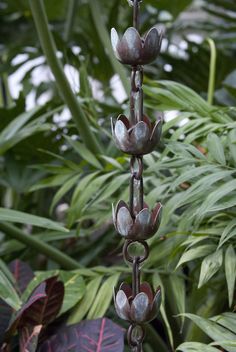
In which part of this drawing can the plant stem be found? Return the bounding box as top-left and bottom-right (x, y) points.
(29, 0), (102, 155)
(89, 0), (130, 96)
(0, 223), (81, 270)
(64, 0), (77, 42)
(207, 38), (217, 105)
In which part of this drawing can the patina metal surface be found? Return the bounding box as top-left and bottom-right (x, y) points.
(111, 0), (163, 350)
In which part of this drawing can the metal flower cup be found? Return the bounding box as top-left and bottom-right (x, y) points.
(111, 114), (162, 155)
(113, 200), (162, 240)
(111, 27), (163, 66)
(114, 282), (161, 323)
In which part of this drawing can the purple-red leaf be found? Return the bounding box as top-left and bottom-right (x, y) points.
(39, 318), (124, 352)
(9, 260), (34, 294)
(7, 276), (64, 337)
(19, 325), (42, 352)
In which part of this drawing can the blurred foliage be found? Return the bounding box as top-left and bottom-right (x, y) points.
(0, 0), (236, 351)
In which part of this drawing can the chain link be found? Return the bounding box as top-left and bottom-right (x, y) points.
(126, 2), (146, 350)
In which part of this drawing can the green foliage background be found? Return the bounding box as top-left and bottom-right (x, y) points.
(0, 0), (236, 351)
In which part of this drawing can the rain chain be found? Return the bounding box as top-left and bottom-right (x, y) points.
(111, 0), (163, 351)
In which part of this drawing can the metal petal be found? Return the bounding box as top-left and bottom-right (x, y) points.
(131, 292), (149, 323)
(117, 206), (133, 237)
(151, 202), (162, 226)
(117, 114), (130, 129)
(151, 287), (162, 315)
(111, 28), (119, 56)
(115, 200), (129, 218)
(115, 289), (130, 321)
(136, 208), (151, 225)
(130, 121), (149, 152)
(143, 27), (162, 64)
(140, 282), (154, 301)
(114, 119), (129, 147)
(150, 115), (162, 142)
(117, 27), (142, 65)
(120, 282), (132, 300)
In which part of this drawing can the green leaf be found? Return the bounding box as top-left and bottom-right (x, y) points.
(177, 342), (220, 352)
(50, 174), (80, 212)
(59, 271), (86, 314)
(0, 106), (40, 142)
(182, 313), (236, 352)
(218, 219), (236, 248)
(87, 273), (120, 319)
(0, 208), (68, 232)
(177, 245), (216, 268)
(65, 136), (102, 169)
(195, 179), (236, 221)
(0, 270), (22, 310)
(198, 249), (223, 288)
(167, 273), (185, 327)
(68, 275), (103, 324)
(207, 133), (226, 165)
(225, 245), (236, 307)
(211, 313), (236, 334)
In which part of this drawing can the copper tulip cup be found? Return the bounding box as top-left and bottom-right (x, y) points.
(114, 282), (161, 324)
(111, 27), (163, 66)
(111, 114), (162, 156)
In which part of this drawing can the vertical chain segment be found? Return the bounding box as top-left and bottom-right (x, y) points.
(111, 1), (163, 350)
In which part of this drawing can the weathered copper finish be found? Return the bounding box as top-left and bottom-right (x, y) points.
(113, 200), (162, 240)
(111, 1), (163, 350)
(114, 282), (161, 323)
(111, 114), (162, 155)
(111, 27), (163, 66)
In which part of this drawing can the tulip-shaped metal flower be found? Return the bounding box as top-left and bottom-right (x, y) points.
(114, 282), (161, 323)
(111, 27), (163, 65)
(113, 200), (162, 240)
(111, 114), (162, 155)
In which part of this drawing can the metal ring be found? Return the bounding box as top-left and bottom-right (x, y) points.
(123, 240), (149, 264)
(127, 324), (145, 348)
(130, 156), (143, 179)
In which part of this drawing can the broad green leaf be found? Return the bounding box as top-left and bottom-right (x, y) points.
(177, 245), (216, 268)
(225, 245), (236, 307)
(0, 208), (68, 232)
(50, 174), (80, 212)
(100, 155), (124, 170)
(0, 106), (40, 141)
(167, 273), (185, 326)
(171, 165), (219, 190)
(65, 136), (102, 169)
(218, 219), (236, 248)
(177, 342), (220, 352)
(207, 133), (226, 165)
(198, 249), (223, 288)
(68, 275), (103, 324)
(59, 272), (86, 314)
(0, 270), (22, 310)
(211, 313), (236, 334)
(152, 273), (174, 349)
(87, 273), (120, 319)
(182, 313), (236, 352)
(195, 179), (236, 221)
